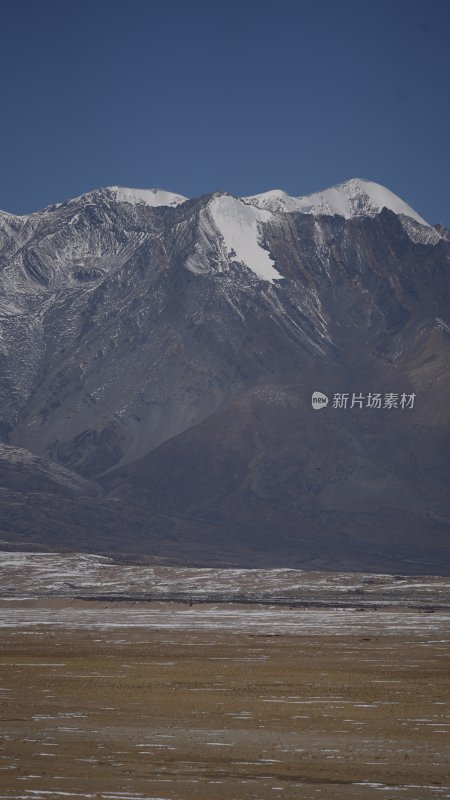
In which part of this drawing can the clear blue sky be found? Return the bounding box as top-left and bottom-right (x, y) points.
(1, 0), (449, 224)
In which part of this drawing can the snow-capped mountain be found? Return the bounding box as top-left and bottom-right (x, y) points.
(244, 178), (426, 221)
(0, 179), (449, 573)
(66, 186), (189, 210)
(244, 178), (439, 245)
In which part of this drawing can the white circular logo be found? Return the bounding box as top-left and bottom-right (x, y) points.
(312, 391), (329, 410)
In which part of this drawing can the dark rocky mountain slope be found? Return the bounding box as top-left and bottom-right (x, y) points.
(0, 180), (448, 573)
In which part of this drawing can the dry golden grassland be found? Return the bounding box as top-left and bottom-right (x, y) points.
(0, 601), (449, 800)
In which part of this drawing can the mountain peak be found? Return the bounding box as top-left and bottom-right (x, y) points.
(82, 186), (189, 209)
(243, 178), (430, 228)
(0, 180), (432, 227)
(242, 189), (302, 213)
(298, 178), (430, 226)
(1, 174), (449, 572)
(106, 186), (188, 208)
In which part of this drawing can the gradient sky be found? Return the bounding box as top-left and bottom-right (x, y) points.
(1, 0), (449, 224)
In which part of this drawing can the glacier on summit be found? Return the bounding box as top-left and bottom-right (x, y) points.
(243, 178), (429, 224)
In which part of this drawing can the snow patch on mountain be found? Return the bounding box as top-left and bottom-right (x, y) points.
(242, 189), (302, 214)
(108, 186), (188, 208)
(208, 195), (283, 283)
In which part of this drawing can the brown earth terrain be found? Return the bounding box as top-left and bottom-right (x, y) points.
(0, 601), (449, 800)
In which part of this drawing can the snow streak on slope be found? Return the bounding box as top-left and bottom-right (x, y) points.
(208, 195), (283, 283)
(244, 179), (430, 226)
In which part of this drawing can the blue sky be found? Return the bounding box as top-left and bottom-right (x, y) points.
(1, 0), (449, 224)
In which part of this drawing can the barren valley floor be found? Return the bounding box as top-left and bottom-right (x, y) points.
(0, 599), (449, 800)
